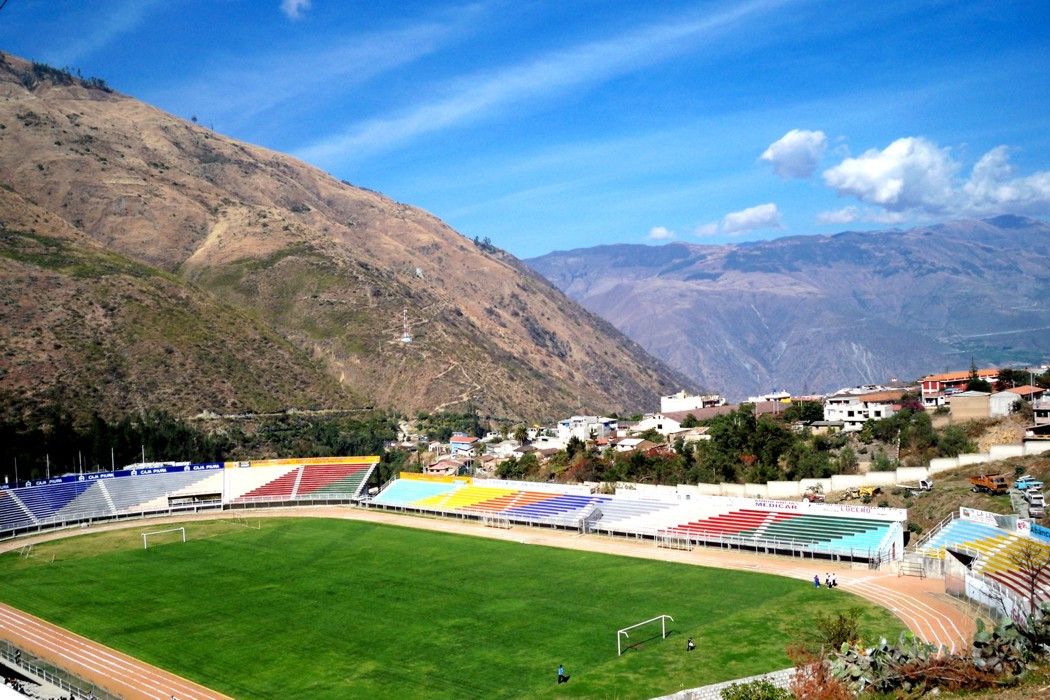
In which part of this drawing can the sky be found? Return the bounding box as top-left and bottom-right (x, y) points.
(1, 0), (1049, 258)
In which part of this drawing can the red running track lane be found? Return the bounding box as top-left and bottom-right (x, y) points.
(0, 602), (231, 700)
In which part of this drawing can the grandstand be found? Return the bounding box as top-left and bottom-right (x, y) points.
(0, 456), (379, 540)
(367, 473), (905, 561)
(909, 506), (1050, 613)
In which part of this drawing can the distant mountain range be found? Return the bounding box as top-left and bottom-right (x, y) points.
(0, 52), (695, 424)
(527, 216), (1050, 400)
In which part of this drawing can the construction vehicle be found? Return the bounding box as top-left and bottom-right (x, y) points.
(969, 473), (1010, 495)
(841, 485), (881, 502)
(1014, 475), (1044, 492)
(802, 485), (825, 503)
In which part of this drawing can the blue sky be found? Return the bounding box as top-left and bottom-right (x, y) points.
(2, 0), (1048, 257)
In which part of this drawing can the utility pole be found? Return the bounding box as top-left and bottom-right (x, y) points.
(46, 454), (50, 479)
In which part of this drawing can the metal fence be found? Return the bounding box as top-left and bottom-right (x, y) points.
(1, 639), (122, 699)
(364, 499), (896, 563)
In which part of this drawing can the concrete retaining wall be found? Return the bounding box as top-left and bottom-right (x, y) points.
(611, 441), (1047, 501)
(990, 444), (1025, 459)
(1027, 441), (1050, 456)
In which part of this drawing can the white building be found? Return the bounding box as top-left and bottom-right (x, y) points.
(823, 391), (903, 432)
(746, 390), (792, 404)
(989, 391), (1022, 418)
(556, 415), (617, 443)
(631, 413), (684, 436)
(659, 391), (725, 414)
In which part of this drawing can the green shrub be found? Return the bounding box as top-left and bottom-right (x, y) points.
(720, 679), (792, 700)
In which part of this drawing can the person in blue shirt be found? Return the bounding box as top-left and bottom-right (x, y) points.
(558, 664), (568, 683)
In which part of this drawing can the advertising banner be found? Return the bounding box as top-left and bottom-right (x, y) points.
(15, 462), (223, 489)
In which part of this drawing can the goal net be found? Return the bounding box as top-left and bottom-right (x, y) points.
(617, 614), (674, 656)
(230, 511), (262, 530)
(657, 532), (692, 551)
(142, 527), (186, 549)
(482, 514), (511, 530)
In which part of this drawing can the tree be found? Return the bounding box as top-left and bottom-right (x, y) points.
(783, 401), (824, 423)
(565, 435), (584, 459)
(967, 356), (992, 392)
(513, 425), (529, 444)
(681, 413), (699, 428)
(835, 445), (859, 474)
(1007, 537), (1050, 615)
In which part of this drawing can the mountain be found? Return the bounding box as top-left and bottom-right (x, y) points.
(527, 217), (1050, 400)
(0, 53), (696, 423)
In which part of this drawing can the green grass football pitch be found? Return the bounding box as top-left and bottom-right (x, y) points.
(0, 518), (905, 699)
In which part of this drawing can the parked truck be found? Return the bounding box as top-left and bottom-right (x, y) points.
(1025, 490), (1045, 518)
(899, 478), (933, 495)
(1014, 475), (1045, 492)
(969, 473), (1010, 495)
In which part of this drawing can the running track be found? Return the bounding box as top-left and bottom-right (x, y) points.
(0, 506), (974, 696)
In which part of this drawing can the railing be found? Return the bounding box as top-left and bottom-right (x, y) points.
(0, 501), (224, 543)
(1, 640), (122, 699)
(909, 510), (956, 553)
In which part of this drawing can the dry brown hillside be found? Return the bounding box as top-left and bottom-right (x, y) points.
(0, 52), (696, 422)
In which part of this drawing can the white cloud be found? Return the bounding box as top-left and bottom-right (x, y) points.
(961, 146), (1050, 216)
(816, 206), (908, 226)
(816, 206), (859, 224)
(296, 0), (796, 165)
(693, 222), (720, 237)
(722, 203), (782, 234)
(44, 0), (164, 65)
(647, 226), (676, 241)
(821, 137), (958, 213)
(822, 137), (1050, 218)
(760, 129), (827, 178)
(281, 0), (311, 20)
(157, 12), (479, 131)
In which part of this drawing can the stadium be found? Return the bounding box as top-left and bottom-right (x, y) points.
(0, 457), (1015, 698)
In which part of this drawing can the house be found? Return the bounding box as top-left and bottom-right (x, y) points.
(611, 437), (658, 453)
(660, 390), (725, 413)
(1034, 399), (1050, 426)
(449, 433), (480, 457)
(823, 391), (904, 432)
(921, 368), (999, 407)
(680, 426), (712, 443)
(1006, 385), (1046, 402)
(511, 443), (539, 460)
(425, 457), (466, 476)
(989, 391), (1022, 418)
(746, 390), (792, 403)
(631, 413), (683, 436)
(949, 391), (991, 421)
(808, 420), (845, 436)
(557, 416), (617, 442)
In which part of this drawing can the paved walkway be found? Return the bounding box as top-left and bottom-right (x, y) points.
(0, 505), (976, 697)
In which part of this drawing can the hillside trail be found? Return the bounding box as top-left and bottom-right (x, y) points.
(0, 505), (975, 698)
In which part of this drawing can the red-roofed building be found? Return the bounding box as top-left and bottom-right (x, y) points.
(1006, 385), (1046, 400)
(450, 433), (480, 457)
(921, 368), (999, 407)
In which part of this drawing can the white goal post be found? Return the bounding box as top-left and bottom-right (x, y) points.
(142, 527), (186, 549)
(617, 614), (674, 656)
